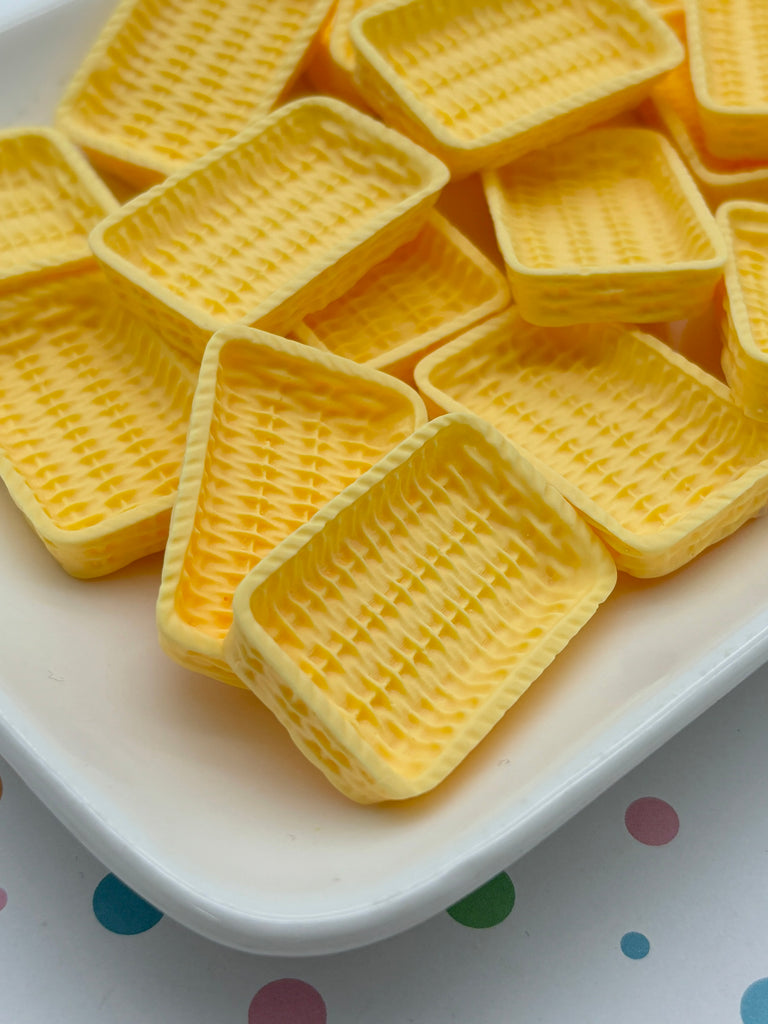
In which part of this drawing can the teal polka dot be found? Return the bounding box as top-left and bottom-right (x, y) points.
(447, 872), (516, 928)
(621, 931), (650, 959)
(92, 873), (163, 935)
(742, 978), (768, 1024)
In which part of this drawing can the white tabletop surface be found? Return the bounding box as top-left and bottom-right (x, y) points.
(1, 0), (768, 1020)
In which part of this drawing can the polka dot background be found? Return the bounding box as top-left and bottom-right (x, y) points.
(92, 874), (163, 935)
(2, 659), (768, 1023)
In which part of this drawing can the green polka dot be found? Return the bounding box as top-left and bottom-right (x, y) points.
(447, 871), (516, 928)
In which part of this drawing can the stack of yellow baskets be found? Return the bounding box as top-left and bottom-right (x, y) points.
(2, 0), (768, 803)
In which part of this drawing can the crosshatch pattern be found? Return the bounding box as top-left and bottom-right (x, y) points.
(160, 332), (425, 683)
(687, 0), (768, 159)
(484, 128), (724, 324)
(56, 0), (335, 183)
(91, 98), (447, 360)
(0, 267), (195, 577)
(718, 201), (768, 420)
(227, 417), (615, 802)
(0, 130), (115, 281)
(416, 314), (768, 577)
(294, 214), (509, 371)
(352, 0), (681, 174)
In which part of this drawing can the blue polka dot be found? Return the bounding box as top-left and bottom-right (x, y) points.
(92, 873), (163, 935)
(742, 978), (768, 1024)
(620, 931), (650, 959)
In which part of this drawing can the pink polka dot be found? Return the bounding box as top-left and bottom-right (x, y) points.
(248, 979), (326, 1024)
(625, 797), (679, 846)
(0, 889), (7, 911)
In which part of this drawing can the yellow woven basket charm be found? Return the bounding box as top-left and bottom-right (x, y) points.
(686, 0), (768, 161)
(717, 201), (768, 422)
(0, 126), (117, 287)
(223, 413), (616, 803)
(156, 327), (427, 686)
(483, 127), (726, 326)
(56, 0), (337, 189)
(414, 310), (768, 578)
(0, 266), (196, 578)
(643, 18), (768, 208)
(89, 96), (449, 363)
(350, 0), (683, 178)
(292, 212), (510, 382)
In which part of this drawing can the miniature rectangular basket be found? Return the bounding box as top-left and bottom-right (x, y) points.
(686, 0), (768, 161)
(717, 201), (768, 422)
(89, 96), (449, 363)
(642, 12), (768, 208)
(0, 126), (117, 287)
(483, 127), (726, 325)
(291, 212), (510, 381)
(56, 0), (336, 188)
(156, 326), (427, 686)
(349, 0), (683, 177)
(0, 265), (195, 578)
(645, 61), (768, 208)
(414, 310), (768, 578)
(223, 413), (617, 803)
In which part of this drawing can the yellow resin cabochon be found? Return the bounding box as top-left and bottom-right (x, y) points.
(157, 327), (427, 685)
(0, 126), (117, 285)
(89, 97), (449, 362)
(717, 201), (768, 421)
(415, 310), (768, 576)
(483, 127), (725, 325)
(0, 266), (195, 577)
(293, 212), (510, 379)
(225, 413), (616, 802)
(686, 0), (768, 161)
(56, 0), (337, 187)
(351, 0), (683, 176)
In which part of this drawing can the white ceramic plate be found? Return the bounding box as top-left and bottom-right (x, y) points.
(2, 0), (768, 957)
